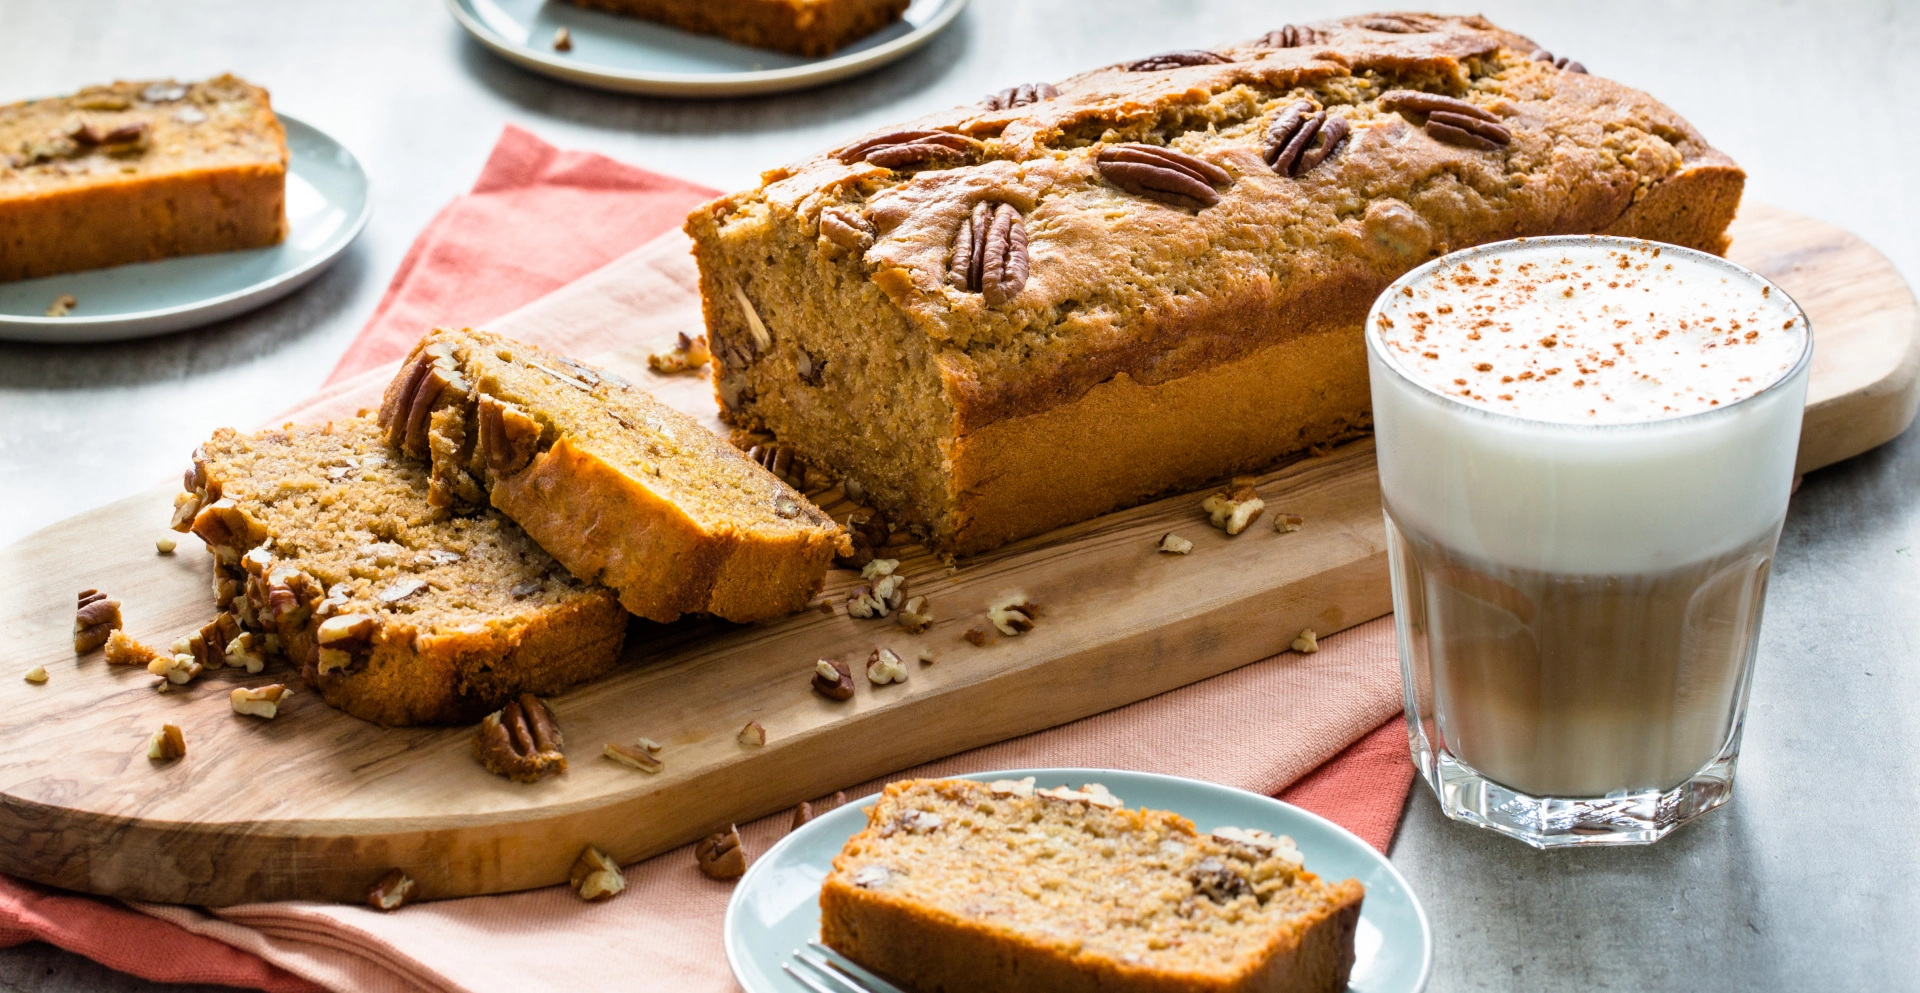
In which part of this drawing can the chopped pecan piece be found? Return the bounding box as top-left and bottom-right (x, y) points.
(948, 201), (1030, 306)
(379, 342), (470, 456)
(834, 130), (978, 170)
(982, 81), (1058, 110)
(23, 666), (47, 684)
(604, 739), (664, 774)
(1261, 24), (1321, 47)
(1158, 533), (1194, 555)
(746, 443), (805, 489)
(571, 846), (625, 901)
(146, 723), (186, 762)
(897, 595), (933, 634)
(44, 294), (75, 317)
(1202, 486), (1265, 535)
(695, 826), (748, 880)
(474, 694), (567, 782)
(1264, 100), (1349, 177)
(812, 659), (855, 701)
(738, 720), (767, 746)
(987, 594), (1038, 636)
(1531, 49), (1587, 73)
(647, 332), (712, 374)
(476, 394), (542, 477)
(190, 498), (266, 563)
(1274, 513), (1305, 533)
(315, 612), (376, 675)
(1359, 15), (1425, 32)
(834, 507), (890, 568)
(1188, 856), (1253, 902)
(866, 647), (908, 685)
(1125, 50), (1229, 71)
(1095, 144), (1232, 209)
(964, 627), (989, 646)
(552, 26), (573, 51)
(73, 589), (122, 653)
(230, 684), (291, 719)
(1292, 629), (1319, 654)
(365, 869), (416, 911)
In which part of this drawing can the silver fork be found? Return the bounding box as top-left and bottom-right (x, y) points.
(781, 941), (907, 993)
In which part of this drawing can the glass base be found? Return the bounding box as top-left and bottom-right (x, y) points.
(1408, 716), (1741, 848)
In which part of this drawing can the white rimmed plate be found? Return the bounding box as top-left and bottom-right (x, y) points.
(0, 114), (371, 344)
(446, 0), (967, 97)
(724, 768), (1432, 993)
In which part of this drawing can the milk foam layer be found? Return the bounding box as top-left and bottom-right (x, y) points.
(1373, 238), (1806, 424)
(1367, 237), (1811, 574)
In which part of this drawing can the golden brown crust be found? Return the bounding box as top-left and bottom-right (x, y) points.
(0, 75), (287, 281)
(562, 0), (911, 57)
(686, 12), (1745, 555)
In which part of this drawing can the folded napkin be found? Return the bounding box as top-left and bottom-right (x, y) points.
(0, 128), (1416, 993)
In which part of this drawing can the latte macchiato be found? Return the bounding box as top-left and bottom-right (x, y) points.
(1367, 236), (1810, 846)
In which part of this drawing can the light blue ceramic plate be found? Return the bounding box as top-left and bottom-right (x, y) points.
(725, 768), (1432, 993)
(447, 0), (967, 97)
(0, 114), (370, 344)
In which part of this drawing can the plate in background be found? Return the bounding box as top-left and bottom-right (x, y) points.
(447, 0), (967, 97)
(0, 114), (371, 345)
(724, 768), (1432, 993)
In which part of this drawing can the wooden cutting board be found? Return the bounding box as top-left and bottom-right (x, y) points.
(0, 204), (1912, 906)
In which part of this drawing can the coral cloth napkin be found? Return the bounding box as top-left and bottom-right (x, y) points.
(0, 128), (1418, 993)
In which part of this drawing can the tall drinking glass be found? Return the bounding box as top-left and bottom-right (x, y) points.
(1367, 236), (1811, 847)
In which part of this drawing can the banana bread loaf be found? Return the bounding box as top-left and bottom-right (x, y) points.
(1, 75), (287, 282)
(174, 416), (628, 726)
(821, 778), (1365, 993)
(379, 327), (846, 624)
(562, 0), (910, 57)
(686, 12), (1744, 555)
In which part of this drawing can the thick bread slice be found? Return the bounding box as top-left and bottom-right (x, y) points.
(821, 779), (1365, 993)
(174, 416), (628, 726)
(378, 327), (846, 624)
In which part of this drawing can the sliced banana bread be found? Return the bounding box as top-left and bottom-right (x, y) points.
(1, 74), (287, 281)
(821, 778), (1365, 993)
(686, 13), (1744, 554)
(173, 416), (628, 726)
(377, 327), (845, 624)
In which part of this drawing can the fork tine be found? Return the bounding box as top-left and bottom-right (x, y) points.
(792, 949), (878, 993)
(781, 961), (842, 993)
(805, 942), (907, 993)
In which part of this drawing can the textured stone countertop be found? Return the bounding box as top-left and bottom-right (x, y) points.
(2, 1), (1916, 990)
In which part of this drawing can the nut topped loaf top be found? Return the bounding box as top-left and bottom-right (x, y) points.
(181, 415), (628, 725)
(692, 12), (1743, 433)
(381, 327), (847, 624)
(821, 778), (1365, 989)
(1, 75), (286, 195)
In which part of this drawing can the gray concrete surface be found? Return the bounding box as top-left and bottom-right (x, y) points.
(1, 0), (1915, 989)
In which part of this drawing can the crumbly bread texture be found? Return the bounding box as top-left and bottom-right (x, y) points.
(378, 327), (846, 624)
(175, 416), (628, 726)
(562, 0), (910, 57)
(0, 75), (287, 282)
(686, 13), (1745, 555)
(822, 778), (1365, 993)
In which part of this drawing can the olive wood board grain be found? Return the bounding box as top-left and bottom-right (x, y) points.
(0, 203), (1911, 906)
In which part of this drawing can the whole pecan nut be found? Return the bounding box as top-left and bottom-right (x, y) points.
(746, 443), (805, 488)
(379, 341), (470, 456)
(982, 82), (1059, 110)
(696, 826), (748, 880)
(1095, 144), (1233, 209)
(73, 589), (123, 654)
(948, 201), (1030, 307)
(1125, 50), (1230, 72)
(476, 394), (541, 477)
(1359, 15), (1425, 33)
(1264, 100), (1350, 177)
(1378, 90), (1511, 151)
(474, 694), (567, 782)
(1531, 49), (1588, 74)
(818, 205), (874, 251)
(834, 130), (978, 170)
(1261, 24), (1321, 47)
(190, 498), (267, 564)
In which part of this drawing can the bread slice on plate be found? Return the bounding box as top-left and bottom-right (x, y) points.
(821, 777), (1365, 993)
(0, 74), (287, 281)
(174, 415), (628, 726)
(378, 326), (846, 624)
